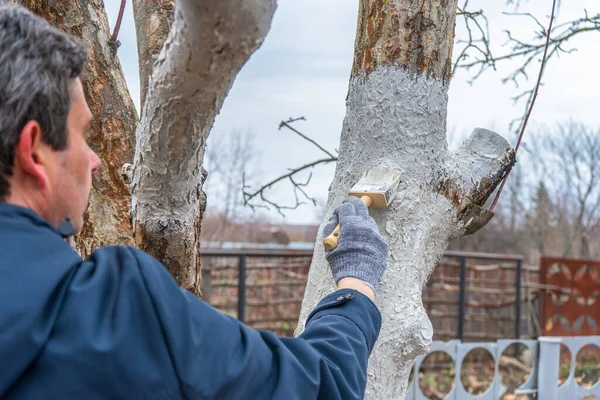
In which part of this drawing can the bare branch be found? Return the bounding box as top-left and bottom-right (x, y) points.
(243, 157), (337, 215)
(279, 117), (336, 158)
(242, 118), (338, 214)
(457, 6), (598, 135)
(290, 172), (317, 206)
(490, 0), (558, 211)
(453, 0), (493, 78)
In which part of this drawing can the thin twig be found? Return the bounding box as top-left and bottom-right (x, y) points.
(109, 0), (127, 46)
(244, 157), (335, 200)
(290, 173), (317, 206)
(457, 10), (599, 94)
(279, 117), (335, 158)
(453, 0), (493, 77)
(243, 118), (338, 214)
(457, 10), (482, 17)
(514, 12), (557, 153)
(490, 0), (558, 211)
(243, 157), (337, 214)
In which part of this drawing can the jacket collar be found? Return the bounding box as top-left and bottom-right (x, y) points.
(0, 203), (64, 239)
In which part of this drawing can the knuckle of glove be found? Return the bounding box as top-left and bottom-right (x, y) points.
(327, 230), (388, 259)
(322, 214), (339, 238)
(341, 218), (383, 238)
(322, 222), (337, 238)
(342, 196), (365, 208)
(339, 215), (364, 228)
(341, 196), (362, 204)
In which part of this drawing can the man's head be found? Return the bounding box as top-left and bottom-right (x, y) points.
(0, 4), (100, 233)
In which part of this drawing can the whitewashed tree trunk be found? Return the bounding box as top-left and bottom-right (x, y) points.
(131, 0), (174, 109)
(131, 0), (276, 294)
(296, 1), (515, 398)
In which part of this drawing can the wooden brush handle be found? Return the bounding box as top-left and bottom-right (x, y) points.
(323, 195), (372, 250)
(323, 225), (341, 251)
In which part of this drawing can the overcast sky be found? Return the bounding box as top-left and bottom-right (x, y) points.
(105, 0), (600, 225)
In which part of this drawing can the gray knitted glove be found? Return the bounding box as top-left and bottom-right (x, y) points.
(323, 196), (389, 290)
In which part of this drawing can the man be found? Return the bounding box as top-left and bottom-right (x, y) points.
(0, 4), (389, 399)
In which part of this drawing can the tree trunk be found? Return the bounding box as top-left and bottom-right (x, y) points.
(296, 1), (515, 398)
(15, 0), (138, 257)
(131, 0), (174, 108)
(131, 0), (276, 294)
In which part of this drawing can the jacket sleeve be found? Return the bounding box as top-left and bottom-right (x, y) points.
(129, 247), (381, 400)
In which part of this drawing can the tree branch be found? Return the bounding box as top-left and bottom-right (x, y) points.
(490, 0), (558, 212)
(442, 128), (516, 235)
(453, 0), (493, 78)
(131, 0), (277, 293)
(131, 0), (175, 108)
(279, 117), (336, 158)
(109, 0), (126, 51)
(456, 6), (599, 136)
(243, 118), (338, 214)
(242, 157), (336, 216)
(457, 11), (598, 77)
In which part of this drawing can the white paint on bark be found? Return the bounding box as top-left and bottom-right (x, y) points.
(297, 66), (514, 399)
(130, 0), (276, 288)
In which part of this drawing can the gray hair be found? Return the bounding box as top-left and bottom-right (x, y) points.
(0, 3), (87, 200)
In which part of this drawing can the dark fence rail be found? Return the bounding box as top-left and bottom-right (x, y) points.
(426, 252), (538, 341)
(200, 249), (538, 340)
(201, 249), (312, 336)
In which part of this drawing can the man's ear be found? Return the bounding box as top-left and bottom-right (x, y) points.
(14, 121), (49, 189)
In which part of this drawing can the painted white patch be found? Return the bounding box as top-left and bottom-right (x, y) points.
(384, 220), (399, 245)
(296, 66), (512, 399)
(131, 0), (277, 234)
(446, 127), (512, 193)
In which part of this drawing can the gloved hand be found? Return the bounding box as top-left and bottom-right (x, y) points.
(323, 196), (389, 290)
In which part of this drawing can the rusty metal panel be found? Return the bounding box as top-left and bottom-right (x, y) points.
(540, 257), (600, 336)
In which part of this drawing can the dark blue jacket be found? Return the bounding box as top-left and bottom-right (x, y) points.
(0, 204), (381, 399)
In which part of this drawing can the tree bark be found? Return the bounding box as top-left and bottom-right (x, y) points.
(132, 0), (175, 108)
(15, 0), (138, 257)
(297, 1), (515, 398)
(131, 0), (276, 294)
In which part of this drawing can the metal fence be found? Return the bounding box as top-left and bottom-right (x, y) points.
(201, 248), (311, 336)
(201, 249), (538, 341)
(407, 336), (600, 400)
(427, 252), (533, 341)
(200, 248), (600, 399)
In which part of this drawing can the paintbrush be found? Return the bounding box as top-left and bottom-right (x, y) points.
(323, 166), (402, 250)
